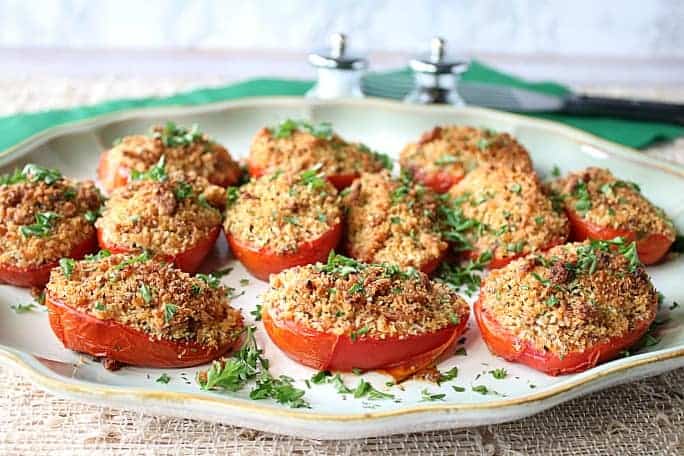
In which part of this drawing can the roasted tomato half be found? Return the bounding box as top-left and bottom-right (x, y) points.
(474, 241), (658, 375)
(260, 254), (470, 381)
(45, 253), (243, 368)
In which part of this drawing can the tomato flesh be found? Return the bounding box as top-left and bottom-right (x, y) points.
(247, 160), (358, 191)
(474, 291), (656, 376)
(566, 208), (672, 265)
(97, 149), (130, 193)
(407, 164), (462, 194)
(0, 234), (98, 288)
(262, 304), (468, 381)
(46, 292), (240, 368)
(226, 221), (342, 281)
(97, 225), (220, 273)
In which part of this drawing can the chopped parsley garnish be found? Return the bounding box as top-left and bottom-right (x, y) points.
(283, 215), (299, 225)
(131, 156), (167, 182)
(84, 249), (111, 261)
(352, 368), (363, 376)
(250, 303), (263, 321)
(84, 208), (101, 223)
(572, 181), (592, 214)
(0, 164), (63, 186)
(226, 186), (240, 207)
(390, 171), (415, 204)
(163, 303), (177, 323)
(139, 283), (153, 303)
(350, 326), (369, 342)
(20, 211), (60, 237)
(299, 165), (327, 191)
(317, 251), (365, 277)
(506, 241), (525, 253)
(448, 312), (460, 325)
(348, 282), (365, 295)
(59, 258), (75, 278)
(268, 118), (333, 140)
(197, 273), (221, 289)
(551, 165), (561, 178)
(531, 272), (550, 286)
(112, 251), (151, 271)
(545, 295), (559, 307)
(438, 195), (481, 251)
(600, 180), (640, 197)
(390, 216), (402, 224)
(329, 374), (352, 394)
(63, 186), (77, 200)
(490, 368), (507, 379)
(509, 183), (522, 194)
(154, 122), (204, 147)
(435, 154), (459, 166)
(198, 326), (309, 408)
(420, 388), (446, 401)
(454, 347), (467, 356)
(10, 303), (36, 313)
(452, 385), (466, 392)
(173, 181), (194, 200)
(93, 302), (106, 311)
(240, 278), (250, 286)
(476, 138), (491, 151)
(534, 215), (544, 225)
(359, 143), (393, 170)
(436, 250), (492, 296)
(311, 370), (332, 384)
(471, 385), (490, 395)
(438, 366), (459, 384)
(156, 373), (171, 384)
(353, 379), (395, 400)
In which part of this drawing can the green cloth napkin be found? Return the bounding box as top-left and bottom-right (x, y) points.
(0, 61), (681, 153)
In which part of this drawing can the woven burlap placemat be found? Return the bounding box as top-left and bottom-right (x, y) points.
(0, 76), (682, 455)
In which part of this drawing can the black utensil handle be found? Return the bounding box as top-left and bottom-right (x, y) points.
(561, 94), (684, 125)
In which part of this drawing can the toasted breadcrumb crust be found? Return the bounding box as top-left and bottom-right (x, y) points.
(342, 171), (447, 271)
(448, 164), (569, 260)
(480, 241), (657, 357)
(106, 126), (241, 187)
(263, 262), (468, 339)
(548, 167), (676, 241)
(96, 172), (224, 255)
(0, 177), (103, 268)
(249, 127), (387, 177)
(399, 126), (533, 180)
(46, 254), (243, 348)
(224, 170), (341, 254)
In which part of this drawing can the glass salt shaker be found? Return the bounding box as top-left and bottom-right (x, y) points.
(306, 33), (367, 100)
(405, 37), (469, 105)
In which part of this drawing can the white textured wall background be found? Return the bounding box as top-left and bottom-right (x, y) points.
(0, 0), (682, 58)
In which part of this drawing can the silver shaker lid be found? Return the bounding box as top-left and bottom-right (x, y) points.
(409, 37), (468, 75)
(308, 33), (368, 70)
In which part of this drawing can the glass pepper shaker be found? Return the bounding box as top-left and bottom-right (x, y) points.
(405, 37), (469, 105)
(306, 33), (368, 100)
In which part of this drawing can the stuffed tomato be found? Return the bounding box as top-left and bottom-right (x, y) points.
(224, 168), (343, 281)
(261, 252), (469, 381)
(0, 164), (103, 287)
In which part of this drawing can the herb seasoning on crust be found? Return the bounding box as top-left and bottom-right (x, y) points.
(447, 164), (569, 268)
(475, 240), (658, 375)
(45, 252), (243, 368)
(548, 167), (676, 264)
(399, 125), (533, 193)
(261, 252), (469, 380)
(98, 122), (241, 192)
(0, 164), (103, 287)
(96, 162), (224, 273)
(247, 119), (391, 190)
(342, 171), (448, 274)
(224, 167), (343, 280)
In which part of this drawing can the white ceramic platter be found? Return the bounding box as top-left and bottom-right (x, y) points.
(0, 98), (682, 440)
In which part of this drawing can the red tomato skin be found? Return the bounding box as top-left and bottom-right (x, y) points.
(97, 149), (130, 194)
(474, 291), (656, 376)
(406, 164), (462, 194)
(46, 292), (241, 368)
(419, 250), (447, 275)
(262, 305), (468, 374)
(246, 159), (358, 191)
(97, 225), (220, 273)
(565, 208), (672, 265)
(0, 234), (98, 288)
(226, 221), (343, 281)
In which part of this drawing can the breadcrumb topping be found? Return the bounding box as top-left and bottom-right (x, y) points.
(107, 123), (241, 187)
(342, 171), (447, 271)
(0, 166), (103, 268)
(480, 241), (657, 357)
(46, 252), (243, 348)
(224, 168), (342, 254)
(262, 254), (468, 339)
(400, 125), (533, 180)
(249, 120), (389, 177)
(548, 167), (676, 241)
(96, 171), (224, 255)
(448, 164), (569, 260)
